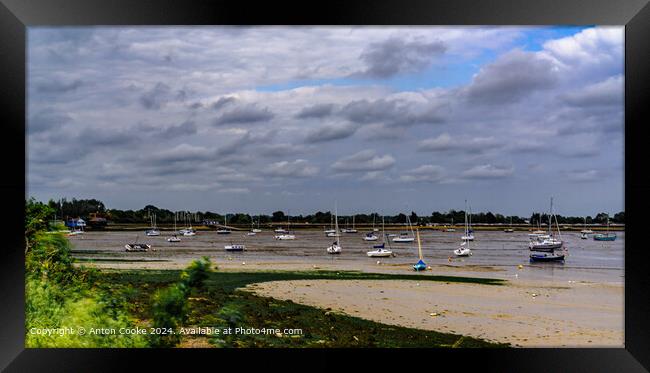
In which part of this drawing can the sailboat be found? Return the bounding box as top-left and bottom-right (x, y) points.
(594, 216), (617, 241)
(412, 229), (427, 271)
(216, 214), (231, 234)
(342, 216), (358, 233)
(581, 217), (594, 234)
(252, 215), (262, 233)
(372, 215), (379, 232)
(455, 201), (473, 256)
(367, 216), (393, 257)
(529, 198), (566, 262)
(182, 213), (196, 236)
(445, 217), (456, 232)
(324, 213), (336, 235)
(362, 213), (379, 240)
(145, 213), (160, 236)
(461, 205), (474, 241)
(327, 204), (342, 254)
(529, 198), (563, 251)
(504, 216), (514, 233)
(393, 215), (415, 243)
(125, 235), (152, 252)
(167, 212), (181, 242)
(275, 213), (295, 240)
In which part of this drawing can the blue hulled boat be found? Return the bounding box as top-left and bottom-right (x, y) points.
(413, 259), (427, 271)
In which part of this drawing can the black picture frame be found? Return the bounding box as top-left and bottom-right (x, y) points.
(1, 0), (648, 371)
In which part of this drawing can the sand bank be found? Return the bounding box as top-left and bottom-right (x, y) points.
(243, 278), (623, 347)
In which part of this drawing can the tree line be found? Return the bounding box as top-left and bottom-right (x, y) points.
(42, 197), (625, 226)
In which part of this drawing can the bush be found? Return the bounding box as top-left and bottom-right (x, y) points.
(149, 283), (188, 347)
(181, 256), (212, 289)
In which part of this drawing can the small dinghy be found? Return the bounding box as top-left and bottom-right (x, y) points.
(530, 251), (565, 262)
(225, 244), (245, 252)
(580, 232), (588, 240)
(246, 232), (257, 236)
(183, 230), (196, 236)
(167, 235), (181, 242)
(125, 243), (151, 252)
(367, 243), (392, 257)
(454, 241), (472, 257)
(326, 232), (340, 237)
(275, 234), (296, 240)
(363, 232), (378, 241)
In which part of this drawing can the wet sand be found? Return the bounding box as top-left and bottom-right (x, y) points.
(244, 278), (623, 347)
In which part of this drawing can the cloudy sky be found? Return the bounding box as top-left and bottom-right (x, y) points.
(26, 26), (624, 217)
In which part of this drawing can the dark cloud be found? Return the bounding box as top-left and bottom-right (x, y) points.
(295, 103), (335, 119)
(35, 79), (83, 94)
(465, 50), (557, 104)
(214, 104), (274, 125)
(29, 108), (72, 134)
(160, 120), (197, 137)
(211, 96), (237, 110)
(340, 98), (445, 128)
(355, 37), (447, 78)
(140, 82), (173, 110)
(304, 123), (357, 143)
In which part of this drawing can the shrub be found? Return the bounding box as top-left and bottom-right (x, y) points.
(149, 283), (188, 347)
(181, 256), (212, 289)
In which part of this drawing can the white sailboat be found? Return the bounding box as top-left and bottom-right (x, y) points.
(216, 214), (231, 234)
(167, 212), (181, 242)
(146, 212), (160, 236)
(327, 204), (342, 254)
(529, 198), (563, 251)
(367, 216), (392, 257)
(342, 216), (358, 233)
(324, 213), (336, 235)
(275, 212), (295, 240)
(182, 212), (196, 236)
(393, 215), (415, 243)
(461, 205), (474, 241)
(504, 216), (514, 233)
(445, 217), (456, 232)
(580, 217), (593, 234)
(252, 215), (262, 233)
(455, 200), (473, 256)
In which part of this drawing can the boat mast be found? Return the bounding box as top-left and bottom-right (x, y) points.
(416, 228), (423, 260)
(334, 204), (339, 246)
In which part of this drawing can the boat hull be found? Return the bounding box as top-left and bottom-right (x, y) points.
(367, 251), (392, 257)
(530, 253), (565, 262)
(594, 234), (616, 241)
(393, 237), (414, 243)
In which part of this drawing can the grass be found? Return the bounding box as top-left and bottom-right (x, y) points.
(96, 269), (508, 348)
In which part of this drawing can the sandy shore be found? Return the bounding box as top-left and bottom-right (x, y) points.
(243, 278), (623, 347)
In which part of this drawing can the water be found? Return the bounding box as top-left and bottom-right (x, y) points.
(69, 229), (624, 284)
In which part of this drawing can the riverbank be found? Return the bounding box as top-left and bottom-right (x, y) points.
(244, 277), (623, 347)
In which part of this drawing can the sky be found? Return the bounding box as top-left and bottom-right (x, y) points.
(26, 26), (624, 217)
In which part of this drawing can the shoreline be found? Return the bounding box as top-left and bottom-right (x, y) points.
(244, 278), (623, 347)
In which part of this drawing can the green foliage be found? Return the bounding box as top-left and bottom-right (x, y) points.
(25, 278), (148, 348)
(181, 256), (212, 289)
(149, 283), (187, 347)
(24, 198), (149, 348)
(25, 198), (55, 243)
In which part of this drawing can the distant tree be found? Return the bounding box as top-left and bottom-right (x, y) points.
(272, 210), (286, 222)
(613, 211), (625, 224)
